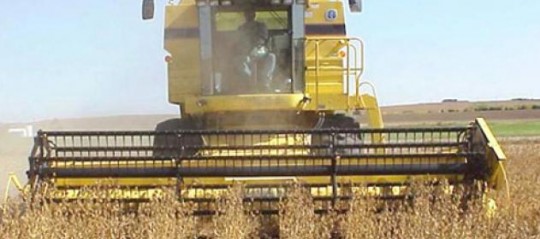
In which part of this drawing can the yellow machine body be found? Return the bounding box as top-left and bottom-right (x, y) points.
(164, 0), (377, 118)
(23, 0), (508, 212)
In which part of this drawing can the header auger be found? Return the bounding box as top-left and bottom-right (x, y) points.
(19, 0), (508, 214)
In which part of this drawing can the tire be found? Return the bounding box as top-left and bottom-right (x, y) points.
(153, 118), (203, 158)
(311, 114), (361, 156)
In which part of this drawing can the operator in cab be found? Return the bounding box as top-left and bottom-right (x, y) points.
(236, 7), (276, 93)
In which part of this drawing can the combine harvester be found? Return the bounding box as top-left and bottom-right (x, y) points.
(23, 0), (508, 214)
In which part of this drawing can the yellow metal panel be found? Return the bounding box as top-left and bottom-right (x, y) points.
(476, 118), (507, 161)
(46, 175), (467, 201)
(181, 93), (364, 114)
(304, 38), (349, 109)
(305, 1), (345, 26)
(184, 94), (307, 114)
(305, 39), (348, 58)
(306, 84), (343, 94)
(165, 4), (201, 105)
(165, 3), (198, 29)
(357, 94), (384, 129)
(54, 178), (177, 187)
(475, 118), (509, 197)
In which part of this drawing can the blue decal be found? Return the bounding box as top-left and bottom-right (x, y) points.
(325, 9), (338, 21)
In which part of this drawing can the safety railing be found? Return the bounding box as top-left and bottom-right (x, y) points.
(302, 37), (365, 108)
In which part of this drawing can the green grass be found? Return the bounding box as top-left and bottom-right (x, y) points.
(392, 120), (540, 137)
(488, 120), (540, 137)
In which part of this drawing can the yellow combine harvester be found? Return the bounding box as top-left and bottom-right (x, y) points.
(25, 0), (508, 214)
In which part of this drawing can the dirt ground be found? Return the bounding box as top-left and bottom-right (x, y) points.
(382, 99), (540, 115)
(380, 109), (540, 125)
(0, 115), (174, 195)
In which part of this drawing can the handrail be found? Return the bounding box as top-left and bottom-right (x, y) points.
(357, 81), (378, 107)
(303, 37), (365, 109)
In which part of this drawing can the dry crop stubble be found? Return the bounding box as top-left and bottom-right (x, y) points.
(0, 140), (538, 238)
(211, 184), (260, 239)
(278, 184), (334, 239)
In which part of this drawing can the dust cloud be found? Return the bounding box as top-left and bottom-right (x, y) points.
(0, 115), (175, 197)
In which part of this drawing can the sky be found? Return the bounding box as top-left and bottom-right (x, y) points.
(1, 0), (539, 123)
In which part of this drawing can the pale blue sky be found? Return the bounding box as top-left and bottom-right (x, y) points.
(1, 0), (539, 123)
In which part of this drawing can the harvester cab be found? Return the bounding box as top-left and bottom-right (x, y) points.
(198, 4), (294, 94)
(150, 0), (381, 128)
(20, 0), (509, 214)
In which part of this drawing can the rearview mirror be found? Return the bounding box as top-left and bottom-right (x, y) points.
(349, 0), (362, 13)
(142, 0), (155, 20)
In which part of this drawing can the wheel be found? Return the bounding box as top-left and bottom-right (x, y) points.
(153, 118), (203, 158)
(311, 114), (361, 156)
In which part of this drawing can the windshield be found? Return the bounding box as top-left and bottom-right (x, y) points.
(212, 8), (292, 95)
